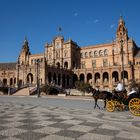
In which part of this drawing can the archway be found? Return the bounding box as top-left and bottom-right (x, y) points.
(95, 73), (100, 88)
(80, 74), (85, 82)
(19, 80), (22, 88)
(56, 62), (60, 68)
(95, 73), (100, 83)
(10, 78), (13, 86)
(62, 74), (65, 87)
(58, 74), (61, 86)
(48, 72), (52, 84)
(67, 75), (69, 86)
(112, 71), (119, 83)
(53, 73), (57, 84)
(103, 72), (109, 83)
(14, 78), (16, 85)
(121, 70), (128, 83)
(3, 79), (7, 87)
(73, 74), (78, 85)
(27, 73), (33, 85)
(87, 73), (92, 83)
(64, 61), (68, 69)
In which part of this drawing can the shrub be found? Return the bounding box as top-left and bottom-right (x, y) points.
(74, 81), (92, 93)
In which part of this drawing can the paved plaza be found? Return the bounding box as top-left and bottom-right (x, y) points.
(0, 96), (140, 140)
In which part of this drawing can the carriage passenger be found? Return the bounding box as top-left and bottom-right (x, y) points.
(127, 88), (137, 98)
(115, 81), (124, 93)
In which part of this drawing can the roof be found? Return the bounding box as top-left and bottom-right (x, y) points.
(0, 62), (17, 70)
(135, 50), (140, 58)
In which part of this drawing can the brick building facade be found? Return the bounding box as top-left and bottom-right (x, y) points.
(0, 17), (140, 90)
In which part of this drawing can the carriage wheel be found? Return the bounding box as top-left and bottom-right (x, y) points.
(114, 101), (125, 111)
(129, 98), (140, 116)
(106, 100), (115, 112)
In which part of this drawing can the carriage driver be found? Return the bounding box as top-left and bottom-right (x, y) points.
(115, 81), (124, 93)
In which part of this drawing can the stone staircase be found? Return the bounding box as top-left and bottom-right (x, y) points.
(13, 87), (30, 96)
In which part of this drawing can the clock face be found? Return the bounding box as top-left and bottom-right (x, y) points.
(56, 42), (60, 48)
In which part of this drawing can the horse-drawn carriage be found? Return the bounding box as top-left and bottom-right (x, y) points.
(89, 87), (140, 116)
(106, 91), (140, 116)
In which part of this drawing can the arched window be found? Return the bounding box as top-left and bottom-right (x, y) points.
(89, 51), (93, 57)
(64, 50), (68, 58)
(81, 53), (84, 58)
(94, 51), (98, 57)
(64, 62), (68, 69)
(85, 52), (88, 58)
(104, 49), (108, 56)
(49, 53), (52, 60)
(56, 62), (60, 68)
(56, 51), (60, 59)
(99, 50), (103, 56)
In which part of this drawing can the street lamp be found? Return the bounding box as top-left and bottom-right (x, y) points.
(120, 39), (125, 87)
(36, 59), (40, 97)
(17, 57), (20, 89)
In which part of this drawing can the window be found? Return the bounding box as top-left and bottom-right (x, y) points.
(85, 52), (88, 58)
(94, 51), (98, 57)
(31, 59), (33, 64)
(103, 59), (108, 67)
(81, 53), (84, 58)
(64, 50), (68, 58)
(81, 61), (86, 69)
(104, 49), (108, 56)
(92, 60), (96, 68)
(49, 53), (52, 60)
(99, 50), (103, 56)
(89, 51), (93, 57)
(56, 51), (60, 59)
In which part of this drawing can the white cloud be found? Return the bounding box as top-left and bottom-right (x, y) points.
(110, 24), (116, 29)
(94, 19), (99, 23)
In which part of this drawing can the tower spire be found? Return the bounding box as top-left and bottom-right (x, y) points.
(116, 16), (128, 40)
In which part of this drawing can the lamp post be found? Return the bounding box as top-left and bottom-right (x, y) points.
(36, 59), (40, 97)
(17, 58), (20, 89)
(120, 39), (125, 87)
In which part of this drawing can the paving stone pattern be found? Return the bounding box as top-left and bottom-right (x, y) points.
(0, 100), (140, 140)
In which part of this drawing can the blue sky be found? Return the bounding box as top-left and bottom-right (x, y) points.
(0, 0), (140, 62)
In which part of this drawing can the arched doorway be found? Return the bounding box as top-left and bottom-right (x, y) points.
(67, 75), (69, 86)
(112, 71), (119, 83)
(95, 73), (100, 88)
(64, 62), (68, 69)
(121, 70), (128, 83)
(48, 72), (52, 84)
(27, 73), (33, 85)
(80, 74), (85, 82)
(19, 80), (22, 88)
(53, 73), (57, 84)
(103, 72), (109, 83)
(87, 73), (92, 84)
(3, 79), (7, 87)
(14, 78), (16, 85)
(95, 73), (100, 83)
(58, 74), (61, 86)
(62, 74), (65, 87)
(10, 78), (13, 86)
(73, 74), (78, 86)
(56, 62), (60, 68)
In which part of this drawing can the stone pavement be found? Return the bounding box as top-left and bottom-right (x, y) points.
(0, 96), (140, 140)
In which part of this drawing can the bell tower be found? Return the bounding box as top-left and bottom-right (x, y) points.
(114, 16), (129, 66)
(19, 37), (31, 65)
(116, 16), (128, 43)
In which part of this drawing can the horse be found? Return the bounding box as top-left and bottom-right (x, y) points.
(89, 88), (113, 109)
